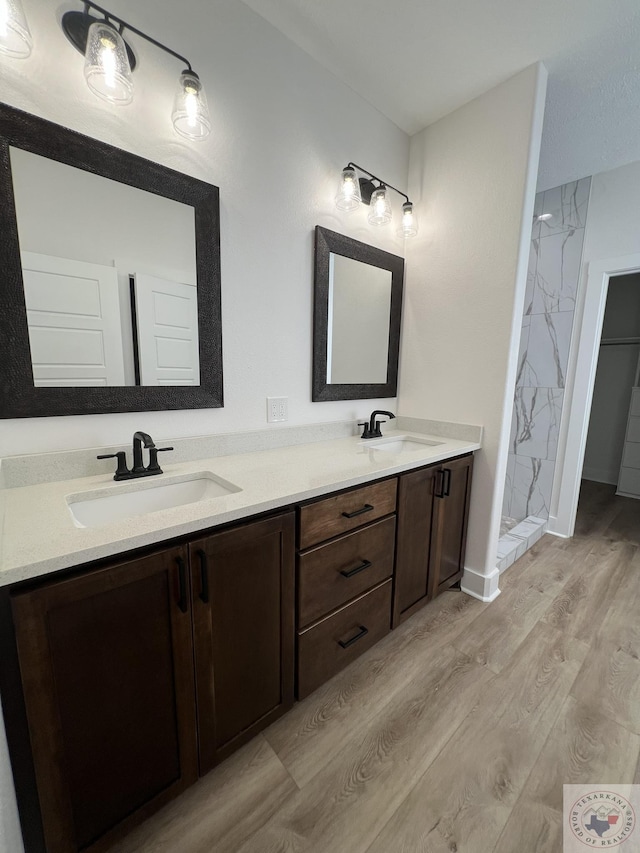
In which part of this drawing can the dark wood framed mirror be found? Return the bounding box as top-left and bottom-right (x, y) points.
(312, 226), (404, 402)
(0, 102), (222, 418)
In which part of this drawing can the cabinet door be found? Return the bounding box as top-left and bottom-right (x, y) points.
(392, 465), (439, 627)
(190, 512), (295, 774)
(430, 454), (474, 596)
(11, 545), (198, 853)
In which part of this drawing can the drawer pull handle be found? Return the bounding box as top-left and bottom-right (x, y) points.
(340, 560), (372, 578)
(338, 625), (369, 649)
(341, 504), (374, 519)
(443, 467), (452, 497)
(176, 556), (188, 613)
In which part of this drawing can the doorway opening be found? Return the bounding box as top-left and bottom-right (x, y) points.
(581, 272), (640, 495)
(550, 254), (640, 538)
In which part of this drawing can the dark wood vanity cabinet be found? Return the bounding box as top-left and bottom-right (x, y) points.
(11, 544), (199, 853)
(9, 512), (295, 853)
(5, 458), (473, 852)
(189, 513), (295, 773)
(429, 455), (474, 596)
(296, 479), (397, 699)
(393, 464), (440, 625)
(393, 454), (474, 627)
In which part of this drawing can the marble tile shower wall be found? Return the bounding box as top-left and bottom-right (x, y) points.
(503, 177), (591, 522)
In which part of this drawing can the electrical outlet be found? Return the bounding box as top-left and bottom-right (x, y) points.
(267, 397), (288, 422)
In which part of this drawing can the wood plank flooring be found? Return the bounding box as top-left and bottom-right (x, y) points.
(111, 481), (640, 853)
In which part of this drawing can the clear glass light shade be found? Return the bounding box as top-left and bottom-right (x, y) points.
(0, 0), (32, 58)
(172, 71), (211, 140)
(368, 186), (392, 226)
(335, 167), (362, 212)
(398, 202), (418, 238)
(84, 21), (133, 105)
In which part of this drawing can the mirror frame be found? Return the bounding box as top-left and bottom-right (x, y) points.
(312, 226), (404, 401)
(0, 102), (222, 418)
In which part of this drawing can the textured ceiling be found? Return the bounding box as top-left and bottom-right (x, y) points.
(240, 0), (640, 189)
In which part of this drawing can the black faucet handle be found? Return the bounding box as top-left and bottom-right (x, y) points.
(146, 446), (174, 474)
(358, 422), (370, 438)
(97, 451), (130, 480)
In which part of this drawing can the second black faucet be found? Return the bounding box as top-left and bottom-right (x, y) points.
(359, 410), (396, 439)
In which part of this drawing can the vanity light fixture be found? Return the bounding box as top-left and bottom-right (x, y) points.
(61, 1), (211, 140)
(172, 70), (211, 140)
(399, 202), (418, 238)
(334, 165), (361, 211)
(368, 185), (392, 226)
(83, 18), (133, 104)
(335, 162), (418, 238)
(0, 0), (32, 58)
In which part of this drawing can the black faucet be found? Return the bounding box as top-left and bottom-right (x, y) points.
(132, 431), (155, 474)
(97, 431), (174, 481)
(359, 410), (396, 439)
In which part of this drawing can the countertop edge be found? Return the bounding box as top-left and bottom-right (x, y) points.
(0, 433), (480, 588)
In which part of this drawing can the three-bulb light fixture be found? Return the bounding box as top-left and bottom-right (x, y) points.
(0, 0), (211, 141)
(336, 163), (418, 239)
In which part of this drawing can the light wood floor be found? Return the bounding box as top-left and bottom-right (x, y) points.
(112, 481), (640, 853)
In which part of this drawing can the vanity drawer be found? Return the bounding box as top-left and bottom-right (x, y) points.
(299, 478), (397, 549)
(298, 516), (396, 628)
(297, 579), (392, 699)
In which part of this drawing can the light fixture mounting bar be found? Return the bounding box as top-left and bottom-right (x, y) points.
(81, 0), (194, 71)
(347, 162), (410, 205)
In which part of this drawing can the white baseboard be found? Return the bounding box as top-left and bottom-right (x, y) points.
(546, 513), (572, 538)
(546, 529), (571, 539)
(461, 566), (501, 602)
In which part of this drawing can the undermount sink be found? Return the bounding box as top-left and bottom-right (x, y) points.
(67, 472), (242, 529)
(361, 435), (445, 453)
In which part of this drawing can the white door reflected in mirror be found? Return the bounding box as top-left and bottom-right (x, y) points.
(134, 273), (200, 386)
(21, 252), (126, 387)
(10, 146), (199, 388)
(327, 254), (392, 385)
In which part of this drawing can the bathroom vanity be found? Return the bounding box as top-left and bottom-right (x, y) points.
(0, 427), (478, 853)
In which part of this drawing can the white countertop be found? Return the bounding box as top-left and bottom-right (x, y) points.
(0, 430), (480, 587)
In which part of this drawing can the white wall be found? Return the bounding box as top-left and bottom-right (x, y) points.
(583, 274), (640, 484)
(551, 159), (640, 532)
(0, 0), (409, 456)
(582, 162), (640, 262)
(398, 63), (547, 600)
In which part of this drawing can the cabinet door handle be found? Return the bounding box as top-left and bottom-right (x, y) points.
(338, 625), (369, 649)
(341, 504), (373, 519)
(435, 469), (445, 499)
(176, 556), (188, 613)
(443, 468), (452, 497)
(340, 559), (372, 578)
(196, 549), (210, 604)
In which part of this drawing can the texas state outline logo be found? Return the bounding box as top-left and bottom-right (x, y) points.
(564, 785), (638, 849)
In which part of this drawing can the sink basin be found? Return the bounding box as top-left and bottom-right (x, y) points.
(67, 472), (242, 528)
(361, 435), (445, 453)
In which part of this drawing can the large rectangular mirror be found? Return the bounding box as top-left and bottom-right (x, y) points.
(312, 226), (404, 401)
(0, 102), (222, 418)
